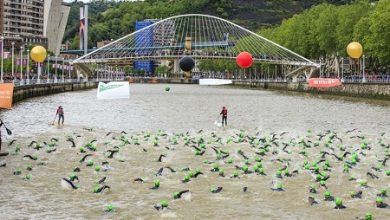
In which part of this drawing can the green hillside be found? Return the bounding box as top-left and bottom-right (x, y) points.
(64, 0), (353, 48)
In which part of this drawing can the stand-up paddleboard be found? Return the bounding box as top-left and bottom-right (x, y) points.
(199, 79), (232, 86)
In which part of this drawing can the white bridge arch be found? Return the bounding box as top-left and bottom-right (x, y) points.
(72, 14), (319, 76)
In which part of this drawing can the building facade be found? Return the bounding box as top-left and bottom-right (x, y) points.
(0, 0), (46, 49)
(0, 0), (69, 54)
(134, 20), (157, 74)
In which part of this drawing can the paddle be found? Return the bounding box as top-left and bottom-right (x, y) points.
(214, 115), (222, 127)
(51, 114), (57, 125)
(0, 120), (12, 135)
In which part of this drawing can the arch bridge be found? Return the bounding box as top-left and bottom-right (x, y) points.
(72, 14), (319, 78)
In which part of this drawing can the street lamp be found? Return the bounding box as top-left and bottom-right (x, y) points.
(11, 42), (15, 83)
(1, 36), (4, 83)
(54, 56), (58, 83)
(26, 48), (30, 84)
(68, 63), (72, 82)
(20, 46), (24, 85)
(362, 55), (366, 83)
(47, 56), (50, 83)
(61, 58), (65, 82)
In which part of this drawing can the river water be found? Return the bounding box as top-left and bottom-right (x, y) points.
(0, 84), (389, 219)
(1, 84), (389, 137)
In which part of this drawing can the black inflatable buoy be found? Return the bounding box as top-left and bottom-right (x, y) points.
(179, 56), (195, 72)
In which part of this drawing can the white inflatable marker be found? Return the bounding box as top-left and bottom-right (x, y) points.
(97, 82), (130, 100)
(199, 79), (232, 86)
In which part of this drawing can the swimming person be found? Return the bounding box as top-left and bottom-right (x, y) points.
(220, 106), (228, 127)
(56, 106), (64, 125)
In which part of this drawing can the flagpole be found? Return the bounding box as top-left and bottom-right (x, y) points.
(54, 56), (58, 83)
(20, 46), (24, 85)
(47, 57), (50, 83)
(68, 63), (71, 82)
(11, 42), (15, 83)
(1, 36), (4, 83)
(27, 48), (30, 84)
(62, 58), (64, 82)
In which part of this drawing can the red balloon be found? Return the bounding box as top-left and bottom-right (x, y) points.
(236, 52), (253, 69)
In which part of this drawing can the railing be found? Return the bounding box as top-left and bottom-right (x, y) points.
(8, 78), (125, 87)
(341, 75), (390, 84)
(5, 75), (390, 87)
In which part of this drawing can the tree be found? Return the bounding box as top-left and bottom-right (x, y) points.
(124, 65), (134, 75)
(155, 65), (168, 76)
(365, 0), (390, 65)
(335, 1), (372, 56)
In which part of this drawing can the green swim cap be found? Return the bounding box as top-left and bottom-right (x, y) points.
(365, 212), (373, 220)
(380, 188), (387, 196)
(360, 180), (368, 187)
(86, 160), (94, 167)
(154, 179), (160, 188)
(105, 204), (115, 212)
(335, 197), (343, 206)
(160, 200), (169, 208)
(24, 174), (32, 180)
(173, 192), (180, 199)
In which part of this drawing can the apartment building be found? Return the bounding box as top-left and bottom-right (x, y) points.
(0, 0), (69, 54)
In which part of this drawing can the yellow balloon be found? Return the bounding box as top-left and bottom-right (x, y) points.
(30, 46), (47, 63)
(346, 42), (363, 59)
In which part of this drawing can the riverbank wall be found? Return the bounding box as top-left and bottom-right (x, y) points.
(11, 79), (390, 104)
(13, 81), (99, 103)
(231, 81), (390, 100)
(11, 78), (197, 103)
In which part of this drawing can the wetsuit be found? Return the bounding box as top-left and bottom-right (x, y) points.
(57, 107), (64, 125)
(220, 108), (227, 127)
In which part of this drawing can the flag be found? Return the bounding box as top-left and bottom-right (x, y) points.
(97, 82), (129, 100)
(3, 52), (10, 59)
(16, 58), (28, 66)
(0, 83), (15, 109)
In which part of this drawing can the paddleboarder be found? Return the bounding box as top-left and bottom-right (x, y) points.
(220, 106), (228, 127)
(56, 106), (64, 125)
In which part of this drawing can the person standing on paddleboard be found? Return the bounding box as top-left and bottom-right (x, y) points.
(56, 106), (64, 125)
(220, 106), (228, 127)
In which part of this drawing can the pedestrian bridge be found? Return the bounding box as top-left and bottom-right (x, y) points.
(72, 14), (319, 76)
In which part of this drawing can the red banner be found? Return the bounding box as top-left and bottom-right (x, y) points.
(308, 78), (342, 88)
